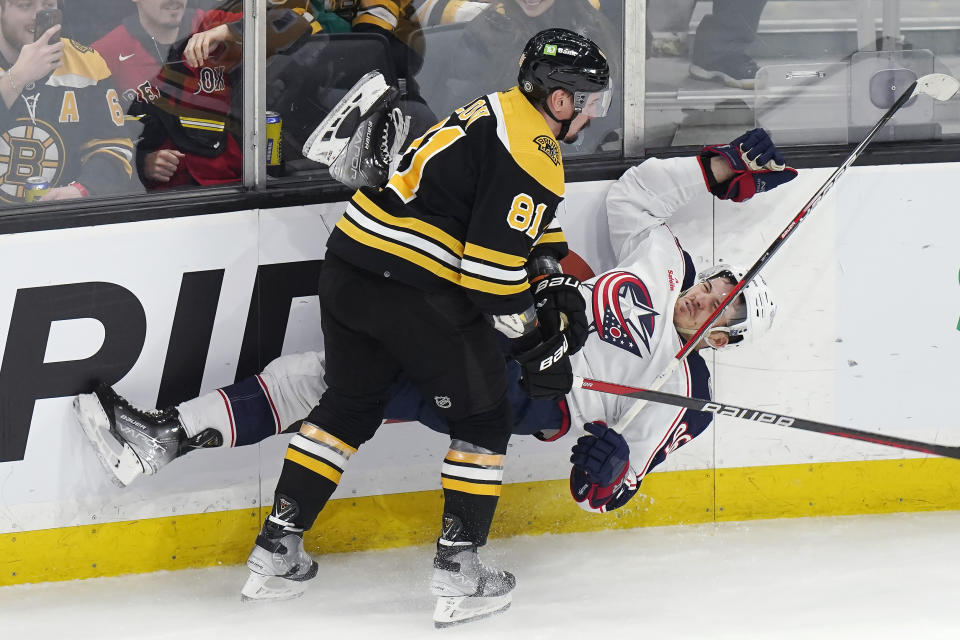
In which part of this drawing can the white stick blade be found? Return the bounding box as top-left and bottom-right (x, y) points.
(915, 73), (960, 101)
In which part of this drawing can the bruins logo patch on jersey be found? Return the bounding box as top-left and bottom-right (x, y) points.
(533, 134), (560, 166)
(69, 39), (93, 53)
(0, 118), (65, 203)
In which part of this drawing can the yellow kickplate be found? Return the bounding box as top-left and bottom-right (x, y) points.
(2, 458), (957, 587)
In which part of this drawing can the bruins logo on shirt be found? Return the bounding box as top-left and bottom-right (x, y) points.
(533, 134), (560, 166)
(0, 118), (66, 203)
(69, 40), (93, 53)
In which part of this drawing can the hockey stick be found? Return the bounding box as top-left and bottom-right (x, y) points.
(611, 73), (960, 434)
(578, 376), (960, 460)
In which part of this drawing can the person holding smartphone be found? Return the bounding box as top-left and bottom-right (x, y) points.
(0, 0), (137, 204)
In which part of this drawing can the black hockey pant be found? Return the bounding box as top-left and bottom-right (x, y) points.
(274, 255), (514, 545)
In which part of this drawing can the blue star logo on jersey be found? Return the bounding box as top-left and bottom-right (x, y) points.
(591, 271), (658, 357)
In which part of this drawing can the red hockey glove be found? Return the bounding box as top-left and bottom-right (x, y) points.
(699, 128), (797, 202)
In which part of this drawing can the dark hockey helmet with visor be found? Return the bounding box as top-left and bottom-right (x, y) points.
(518, 28), (611, 119)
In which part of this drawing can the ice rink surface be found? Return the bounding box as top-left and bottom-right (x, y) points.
(3, 511), (958, 639)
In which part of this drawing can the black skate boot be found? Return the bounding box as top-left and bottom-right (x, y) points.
(430, 514), (515, 628)
(241, 495), (319, 602)
(73, 383), (221, 487)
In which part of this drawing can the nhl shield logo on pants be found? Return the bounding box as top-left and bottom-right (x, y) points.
(434, 396), (452, 409)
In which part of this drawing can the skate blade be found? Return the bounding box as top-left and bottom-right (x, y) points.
(73, 394), (144, 488)
(240, 571), (309, 603)
(302, 70), (390, 164)
(433, 593), (512, 629)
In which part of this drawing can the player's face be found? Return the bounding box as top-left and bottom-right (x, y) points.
(563, 110), (592, 143)
(514, 0), (555, 17)
(673, 276), (742, 334)
(1, 0), (58, 51)
(134, 0), (188, 29)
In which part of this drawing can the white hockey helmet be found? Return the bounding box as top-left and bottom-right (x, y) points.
(694, 263), (777, 349)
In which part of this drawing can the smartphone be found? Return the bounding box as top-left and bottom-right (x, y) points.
(34, 9), (62, 43)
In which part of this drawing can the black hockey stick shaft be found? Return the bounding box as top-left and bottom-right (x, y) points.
(674, 79), (919, 362)
(579, 376), (960, 460)
(614, 79), (925, 434)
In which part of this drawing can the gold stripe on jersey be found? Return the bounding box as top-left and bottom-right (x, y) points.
(359, 0), (403, 18)
(336, 213), (463, 284)
(534, 230), (566, 246)
(340, 211), (527, 296)
(342, 202), (461, 269)
(463, 242), (527, 268)
(459, 274), (528, 296)
(81, 138), (134, 153)
(490, 88), (565, 197)
(353, 189), (464, 256)
(48, 39), (112, 88)
(179, 117), (226, 132)
(354, 12), (393, 30)
(354, 0), (403, 29)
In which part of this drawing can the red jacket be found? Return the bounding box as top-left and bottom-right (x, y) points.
(94, 9), (242, 188)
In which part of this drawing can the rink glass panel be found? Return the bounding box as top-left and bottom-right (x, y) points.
(0, 0), (247, 213)
(645, 0), (960, 150)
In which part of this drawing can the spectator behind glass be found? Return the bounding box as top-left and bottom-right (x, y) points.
(689, 0), (767, 89)
(438, 0), (620, 121)
(0, 0), (137, 204)
(94, 1), (245, 189)
(95, 1), (324, 189)
(345, 0), (441, 119)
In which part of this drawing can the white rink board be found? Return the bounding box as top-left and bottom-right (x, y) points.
(0, 162), (957, 533)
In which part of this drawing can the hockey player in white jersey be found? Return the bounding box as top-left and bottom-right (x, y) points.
(74, 126), (795, 612)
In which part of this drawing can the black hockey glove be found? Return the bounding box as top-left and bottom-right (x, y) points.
(516, 333), (573, 399)
(532, 273), (588, 355)
(699, 128), (798, 202)
(570, 421), (629, 487)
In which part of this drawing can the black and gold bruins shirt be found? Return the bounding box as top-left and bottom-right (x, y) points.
(0, 39), (136, 204)
(326, 86), (569, 316)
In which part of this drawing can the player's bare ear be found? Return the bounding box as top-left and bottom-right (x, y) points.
(547, 89), (570, 114)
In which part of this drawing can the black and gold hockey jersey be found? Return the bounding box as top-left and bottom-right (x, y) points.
(326, 86), (569, 316)
(0, 39), (136, 204)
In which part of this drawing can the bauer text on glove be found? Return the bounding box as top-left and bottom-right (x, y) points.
(532, 272), (588, 354)
(516, 333), (573, 399)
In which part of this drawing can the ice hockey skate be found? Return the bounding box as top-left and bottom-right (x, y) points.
(430, 514), (515, 628)
(242, 496), (318, 602)
(328, 101), (409, 190)
(73, 383), (220, 487)
(302, 69), (397, 165)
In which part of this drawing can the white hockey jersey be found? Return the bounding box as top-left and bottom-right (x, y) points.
(565, 155), (714, 512)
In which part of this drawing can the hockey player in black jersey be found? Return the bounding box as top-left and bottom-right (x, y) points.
(240, 28), (610, 626)
(75, 127), (797, 623)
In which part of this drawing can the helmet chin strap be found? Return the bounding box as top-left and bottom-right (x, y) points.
(543, 101), (576, 142)
(675, 325), (720, 350)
